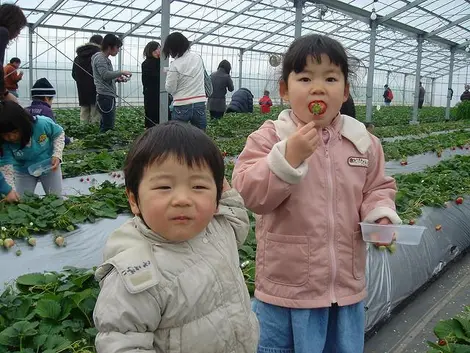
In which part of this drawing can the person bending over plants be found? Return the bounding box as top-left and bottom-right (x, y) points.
(0, 101), (64, 197)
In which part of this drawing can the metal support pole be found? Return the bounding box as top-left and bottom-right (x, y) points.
(117, 49), (122, 107)
(238, 49), (243, 90)
(445, 48), (455, 121)
(365, 19), (377, 123)
(466, 60), (469, 84)
(386, 71), (391, 85)
(294, 0), (303, 39)
(28, 26), (34, 99)
(402, 73), (407, 105)
(160, 0), (170, 123)
(410, 35), (423, 124)
(430, 78), (435, 107)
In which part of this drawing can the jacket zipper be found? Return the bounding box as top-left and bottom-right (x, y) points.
(324, 129), (337, 304)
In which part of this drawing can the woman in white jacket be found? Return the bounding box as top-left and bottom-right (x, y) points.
(163, 32), (207, 130)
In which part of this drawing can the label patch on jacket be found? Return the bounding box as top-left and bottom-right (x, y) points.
(38, 134), (48, 145)
(348, 157), (369, 168)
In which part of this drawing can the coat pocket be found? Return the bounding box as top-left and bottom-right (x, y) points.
(263, 232), (309, 286)
(352, 231), (366, 280)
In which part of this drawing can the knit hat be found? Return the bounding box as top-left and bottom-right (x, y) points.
(31, 78), (56, 98)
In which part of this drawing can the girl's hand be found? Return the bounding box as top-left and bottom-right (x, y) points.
(374, 217), (395, 246)
(285, 121), (320, 168)
(51, 157), (61, 171)
(5, 190), (19, 203)
(223, 178), (232, 193)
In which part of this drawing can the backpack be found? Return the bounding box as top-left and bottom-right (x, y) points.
(387, 89), (394, 100)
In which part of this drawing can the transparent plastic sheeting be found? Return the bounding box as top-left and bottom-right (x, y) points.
(365, 202), (470, 331)
(1, 172), (470, 333)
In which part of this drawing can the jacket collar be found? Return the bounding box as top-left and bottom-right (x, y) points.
(31, 100), (51, 108)
(132, 216), (174, 244)
(272, 109), (371, 154)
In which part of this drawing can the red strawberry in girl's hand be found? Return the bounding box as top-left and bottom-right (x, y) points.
(308, 101), (327, 115)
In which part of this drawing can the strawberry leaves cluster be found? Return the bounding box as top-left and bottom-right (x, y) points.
(0, 181), (129, 249)
(0, 267), (99, 353)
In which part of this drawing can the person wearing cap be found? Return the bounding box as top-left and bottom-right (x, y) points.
(26, 78), (70, 145)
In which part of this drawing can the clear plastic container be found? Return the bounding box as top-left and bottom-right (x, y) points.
(28, 159), (53, 177)
(359, 222), (426, 245)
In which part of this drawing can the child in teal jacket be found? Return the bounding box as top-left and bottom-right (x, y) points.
(0, 101), (64, 196)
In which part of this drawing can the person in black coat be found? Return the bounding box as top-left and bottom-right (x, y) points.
(207, 60), (234, 119)
(141, 41), (161, 128)
(226, 88), (254, 114)
(340, 94), (356, 118)
(72, 34), (103, 123)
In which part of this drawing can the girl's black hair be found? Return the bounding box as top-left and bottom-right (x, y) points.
(282, 34), (356, 86)
(0, 4), (26, 40)
(162, 32), (190, 59)
(218, 60), (231, 74)
(124, 121), (224, 205)
(0, 101), (34, 148)
(143, 41), (161, 59)
(101, 34), (122, 51)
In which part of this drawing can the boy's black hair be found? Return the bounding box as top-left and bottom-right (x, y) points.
(143, 41), (161, 59)
(124, 121), (225, 205)
(90, 34), (103, 46)
(0, 4), (27, 40)
(101, 34), (122, 51)
(0, 101), (34, 148)
(162, 32), (190, 59)
(9, 57), (20, 64)
(264, 90), (270, 96)
(217, 60), (231, 74)
(282, 34), (355, 86)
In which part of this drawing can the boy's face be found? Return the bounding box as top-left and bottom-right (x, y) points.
(127, 156), (218, 242)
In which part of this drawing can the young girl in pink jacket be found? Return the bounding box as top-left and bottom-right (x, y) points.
(232, 34), (401, 353)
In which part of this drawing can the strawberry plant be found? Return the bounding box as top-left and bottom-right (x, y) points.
(374, 120), (469, 139)
(0, 267), (99, 353)
(0, 181), (129, 244)
(427, 306), (470, 352)
(382, 130), (470, 161)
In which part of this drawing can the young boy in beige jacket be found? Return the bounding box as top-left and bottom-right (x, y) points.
(93, 122), (259, 353)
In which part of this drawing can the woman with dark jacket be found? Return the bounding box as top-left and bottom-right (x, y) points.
(72, 34), (103, 124)
(207, 60), (234, 119)
(141, 41), (161, 128)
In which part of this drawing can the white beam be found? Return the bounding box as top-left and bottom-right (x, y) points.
(32, 0), (67, 30)
(425, 14), (470, 38)
(121, 3), (171, 39)
(377, 0), (428, 24)
(191, 0), (264, 45)
(245, 7), (318, 51)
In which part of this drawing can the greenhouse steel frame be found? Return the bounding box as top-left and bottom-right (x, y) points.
(19, 0), (470, 122)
